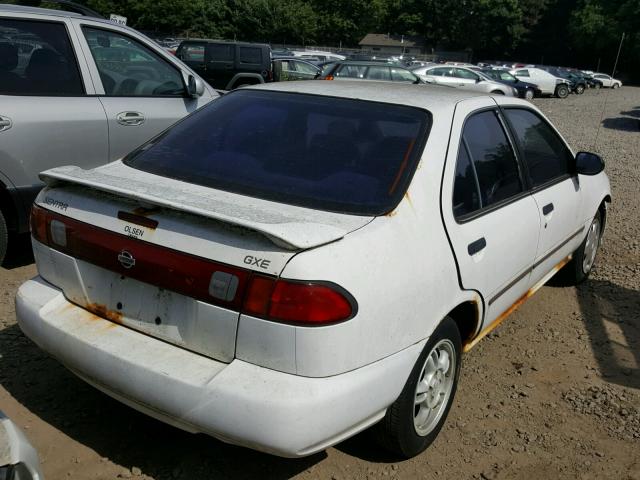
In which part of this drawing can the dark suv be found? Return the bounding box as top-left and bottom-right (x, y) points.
(176, 40), (272, 90)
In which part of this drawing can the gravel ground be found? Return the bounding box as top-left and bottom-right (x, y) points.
(1, 87), (639, 480)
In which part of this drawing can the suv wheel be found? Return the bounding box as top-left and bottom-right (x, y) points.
(375, 316), (461, 458)
(575, 84), (585, 94)
(555, 84), (570, 98)
(0, 210), (7, 266)
(524, 89), (535, 100)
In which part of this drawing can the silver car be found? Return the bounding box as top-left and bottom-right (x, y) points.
(0, 4), (217, 263)
(411, 65), (517, 96)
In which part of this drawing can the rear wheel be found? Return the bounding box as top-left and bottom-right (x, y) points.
(375, 317), (461, 458)
(0, 210), (7, 266)
(575, 84), (585, 94)
(555, 84), (570, 98)
(524, 89), (535, 101)
(559, 211), (602, 285)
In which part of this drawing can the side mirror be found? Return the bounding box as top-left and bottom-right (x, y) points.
(187, 75), (205, 98)
(575, 151), (604, 175)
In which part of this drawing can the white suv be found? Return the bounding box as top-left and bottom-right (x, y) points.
(510, 67), (572, 98)
(0, 4), (216, 263)
(16, 82), (611, 459)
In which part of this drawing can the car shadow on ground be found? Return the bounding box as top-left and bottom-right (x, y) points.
(602, 108), (640, 131)
(0, 323), (324, 479)
(1, 233), (34, 269)
(575, 279), (640, 390)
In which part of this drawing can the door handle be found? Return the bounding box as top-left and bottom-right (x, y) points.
(467, 237), (487, 256)
(0, 115), (12, 132)
(116, 111), (145, 126)
(542, 203), (554, 215)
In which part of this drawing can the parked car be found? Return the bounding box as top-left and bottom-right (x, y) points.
(17, 81), (610, 460)
(272, 57), (320, 81)
(544, 67), (587, 94)
(411, 65), (516, 96)
(481, 69), (540, 100)
(176, 40), (273, 90)
(510, 67), (571, 98)
(289, 49), (345, 63)
(0, 411), (44, 480)
(0, 4), (216, 264)
(592, 73), (622, 88)
(318, 61), (422, 83)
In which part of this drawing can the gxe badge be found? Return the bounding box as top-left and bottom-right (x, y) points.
(118, 250), (136, 269)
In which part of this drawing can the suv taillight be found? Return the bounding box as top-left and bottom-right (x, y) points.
(30, 205), (356, 325)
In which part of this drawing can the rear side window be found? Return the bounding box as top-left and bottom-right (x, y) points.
(0, 19), (83, 95)
(515, 69), (529, 77)
(208, 44), (234, 62)
(366, 66), (391, 81)
(239, 47), (262, 64)
(504, 109), (573, 187)
(124, 90), (431, 215)
(453, 110), (522, 218)
(390, 68), (417, 82)
(454, 68), (478, 80)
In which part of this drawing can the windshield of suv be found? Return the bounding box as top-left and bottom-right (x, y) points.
(124, 90), (431, 215)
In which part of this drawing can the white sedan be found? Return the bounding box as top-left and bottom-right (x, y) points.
(592, 73), (622, 88)
(16, 82), (611, 459)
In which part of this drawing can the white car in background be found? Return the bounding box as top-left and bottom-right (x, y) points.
(17, 82), (610, 459)
(412, 65), (516, 96)
(510, 67), (571, 98)
(290, 49), (345, 62)
(592, 73), (622, 88)
(0, 411), (44, 480)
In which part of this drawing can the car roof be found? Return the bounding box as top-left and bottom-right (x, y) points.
(245, 81), (492, 114)
(333, 60), (399, 66)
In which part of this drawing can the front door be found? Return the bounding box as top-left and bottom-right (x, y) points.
(74, 22), (209, 161)
(441, 99), (541, 328)
(502, 107), (583, 284)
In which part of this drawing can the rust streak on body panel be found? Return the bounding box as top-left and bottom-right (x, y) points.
(462, 255), (572, 353)
(85, 303), (123, 324)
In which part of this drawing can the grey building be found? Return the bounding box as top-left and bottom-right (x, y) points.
(358, 33), (426, 55)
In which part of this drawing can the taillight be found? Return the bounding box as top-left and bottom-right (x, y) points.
(29, 204), (357, 326)
(242, 276), (354, 325)
(324, 75), (334, 80)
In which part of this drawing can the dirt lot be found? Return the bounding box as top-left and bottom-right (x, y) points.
(1, 87), (639, 480)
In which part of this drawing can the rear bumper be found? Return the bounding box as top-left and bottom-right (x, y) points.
(16, 277), (423, 457)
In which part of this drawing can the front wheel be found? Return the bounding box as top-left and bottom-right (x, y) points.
(375, 317), (461, 458)
(575, 84), (585, 94)
(613, 83), (620, 89)
(524, 89), (535, 101)
(559, 211), (602, 285)
(555, 84), (570, 98)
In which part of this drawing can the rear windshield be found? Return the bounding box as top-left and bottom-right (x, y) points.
(124, 90), (431, 215)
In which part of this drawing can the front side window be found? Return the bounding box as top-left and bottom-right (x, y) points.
(453, 110), (522, 218)
(504, 108), (573, 187)
(124, 90), (431, 215)
(515, 69), (529, 77)
(0, 19), (83, 95)
(180, 43), (205, 62)
(293, 61), (319, 75)
(391, 68), (417, 82)
(83, 27), (184, 96)
(335, 64), (366, 78)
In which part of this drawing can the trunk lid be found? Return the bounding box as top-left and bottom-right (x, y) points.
(34, 162), (372, 361)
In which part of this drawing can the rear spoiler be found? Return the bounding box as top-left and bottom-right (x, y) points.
(40, 163), (371, 251)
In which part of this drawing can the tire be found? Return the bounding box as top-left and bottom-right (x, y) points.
(555, 84), (569, 99)
(375, 317), (462, 459)
(0, 209), (7, 266)
(613, 83), (620, 89)
(524, 89), (535, 101)
(575, 84), (585, 94)
(594, 83), (601, 89)
(490, 90), (504, 95)
(560, 211), (602, 285)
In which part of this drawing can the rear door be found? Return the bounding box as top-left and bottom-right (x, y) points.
(502, 107), (583, 285)
(441, 99), (540, 327)
(0, 14), (107, 230)
(74, 21), (211, 161)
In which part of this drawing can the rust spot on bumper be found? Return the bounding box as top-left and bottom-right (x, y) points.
(85, 302), (123, 324)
